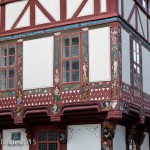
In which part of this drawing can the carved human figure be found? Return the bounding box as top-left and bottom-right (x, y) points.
(54, 86), (60, 102)
(54, 69), (59, 84)
(112, 59), (118, 76)
(83, 62), (88, 82)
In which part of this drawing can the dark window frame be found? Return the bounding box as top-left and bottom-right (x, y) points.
(36, 128), (60, 150)
(61, 32), (81, 83)
(0, 44), (17, 91)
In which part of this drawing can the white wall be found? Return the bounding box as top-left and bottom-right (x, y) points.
(23, 37), (54, 90)
(121, 28), (130, 85)
(67, 124), (101, 150)
(141, 132), (149, 150)
(124, 0), (134, 20)
(89, 27), (111, 82)
(142, 46), (150, 95)
(113, 125), (126, 150)
(5, 0), (29, 30)
(3, 128), (29, 150)
(101, 0), (107, 12)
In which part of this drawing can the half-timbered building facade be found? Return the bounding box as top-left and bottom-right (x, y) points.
(0, 0), (150, 150)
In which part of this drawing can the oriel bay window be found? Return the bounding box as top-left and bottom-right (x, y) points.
(132, 39), (142, 89)
(62, 33), (80, 83)
(0, 45), (16, 90)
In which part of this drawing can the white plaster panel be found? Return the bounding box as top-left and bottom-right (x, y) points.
(130, 10), (136, 28)
(66, 0), (83, 19)
(149, 19), (150, 43)
(38, 0), (60, 21)
(89, 27), (111, 82)
(3, 128), (29, 150)
(16, 7), (30, 29)
(5, 0), (28, 30)
(23, 37), (54, 90)
(113, 125), (126, 150)
(67, 124), (101, 150)
(118, 0), (121, 15)
(121, 28), (131, 85)
(138, 7), (147, 39)
(124, 0), (134, 20)
(142, 46), (150, 95)
(78, 0), (94, 17)
(141, 132), (149, 150)
(101, 0), (107, 12)
(35, 6), (50, 25)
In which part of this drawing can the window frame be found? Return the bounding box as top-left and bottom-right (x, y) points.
(36, 128), (60, 150)
(61, 32), (81, 84)
(0, 44), (17, 91)
(131, 38), (142, 89)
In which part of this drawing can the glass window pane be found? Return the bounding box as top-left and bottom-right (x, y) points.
(9, 46), (15, 55)
(9, 56), (15, 65)
(39, 143), (47, 150)
(63, 36), (69, 46)
(137, 66), (140, 74)
(1, 80), (6, 90)
(63, 47), (70, 58)
(72, 35), (79, 45)
(49, 132), (57, 141)
(63, 61), (70, 71)
(72, 46), (79, 56)
(133, 40), (136, 50)
(1, 57), (7, 67)
(9, 69), (14, 78)
(1, 70), (6, 79)
(39, 132), (47, 141)
(49, 143), (57, 150)
(137, 54), (140, 64)
(1, 47), (7, 56)
(133, 51), (136, 62)
(72, 71), (79, 81)
(63, 72), (69, 82)
(72, 60), (79, 70)
(134, 64), (136, 73)
(9, 79), (14, 88)
(136, 43), (139, 54)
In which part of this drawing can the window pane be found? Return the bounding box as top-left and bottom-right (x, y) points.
(72, 60), (79, 70)
(49, 143), (57, 150)
(133, 40), (136, 50)
(63, 47), (70, 58)
(72, 71), (79, 81)
(49, 132), (57, 141)
(1, 57), (7, 67)
(63, 72), (69, 82)
(63, 61), (70, 71)
(136, 43), (139, 54)
(39, 143), (47, 150)
(133, 51), (136, 62)
(1, 47), (7, 56)
(137, 54), (140, 64)
(1, 80), (6, 90)
(63, 36), (69, 46)
(9, 69), (14, 78)
(9, 79), (14, 89)
(134, 64), (136, 73)
(9, 56), (15, 65)
(9, 46), (15, 55)
(72, 35), (79, 45)
(1, 70), (6, 79)
(72, 46), (79, 56)
(39, 132), (47, 141)
(137, 66), (140, 74)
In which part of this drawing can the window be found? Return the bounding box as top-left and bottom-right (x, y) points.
(62, 33), (80, 83)
(137, 0), (147, 9)
(132, 40), (142, 88)
(128, 134), (137, 150)
(37, 130), (59, 150)
(0, 45), (16, 90)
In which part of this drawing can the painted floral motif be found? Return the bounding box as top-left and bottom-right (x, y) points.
(51, 104), (59, 114)
(86, 126), (99, 139)
(69, 127), (81, 139)
(102, 100), (117, 110)
(18, 44), (23, 90)
(62, 84), (79, 91)
(0, 91), (15, 98)
(102, 140), (112, 150)
(14, 107), (23, 117)
(54, 86), (60, 102)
